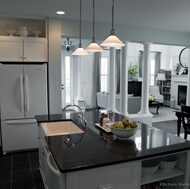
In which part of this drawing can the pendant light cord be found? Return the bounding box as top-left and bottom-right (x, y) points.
(111, 0), (115, 35)
(79, 0), (82, 47)
(92, 0), (95, 42)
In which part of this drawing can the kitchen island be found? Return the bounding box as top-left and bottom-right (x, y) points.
(36, 110), (190, 189)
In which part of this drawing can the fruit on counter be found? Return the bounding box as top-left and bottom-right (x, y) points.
(130, 121), (137, 128)
(112, 119), (138, 130)
(122, 118), (130, 126)
(112, 122), (125, 129)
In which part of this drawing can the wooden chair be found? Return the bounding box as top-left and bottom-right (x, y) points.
(181, 105), (190, 139)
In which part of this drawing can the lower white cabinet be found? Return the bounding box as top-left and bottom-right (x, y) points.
(39, 126), (66, 189)
(141, 151), (190, 189)
(39, 149), (190, 189)
(66, 162), (141, 189)
(39, 123), (190, 189)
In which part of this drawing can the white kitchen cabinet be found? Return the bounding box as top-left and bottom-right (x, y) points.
(141, 152), (190, 189)
(39, 125), (66, 189)
(0, 36), (47, 62)
(39, 138), (48, 189)
(66, 161), (141, 189)
(38, 122), (190, 189)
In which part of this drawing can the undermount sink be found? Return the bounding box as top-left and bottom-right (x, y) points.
(41, 121), (84, 136)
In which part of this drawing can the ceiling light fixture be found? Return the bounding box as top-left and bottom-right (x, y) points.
(56, 11), (65, 15)
(72, 0), (89, 56)
(100, 0), (125, 48)
(86, 0), (103, 52)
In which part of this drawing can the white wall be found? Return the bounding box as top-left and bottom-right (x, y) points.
(61, 20), (190, 47)
(48, 18), (62, 114)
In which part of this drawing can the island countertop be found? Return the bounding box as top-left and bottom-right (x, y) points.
(36, 110), (190, 173)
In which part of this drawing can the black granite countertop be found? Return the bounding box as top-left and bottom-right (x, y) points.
(36, 110), (190, 173)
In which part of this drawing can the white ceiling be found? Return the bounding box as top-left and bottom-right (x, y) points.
(1, 0), (190, 33)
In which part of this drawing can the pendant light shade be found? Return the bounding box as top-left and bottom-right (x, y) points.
(86, 0), (103, 52)
(72, 43), (89, 55)
(86, 40), (103, 52)
(72, 0), (89, 56)
(100, 0), (125, 48)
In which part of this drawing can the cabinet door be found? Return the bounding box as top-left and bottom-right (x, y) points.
(0, 37), (23, 62)
(66, 161), (141, 189)
(23, 38), (47, 62)
(39, 138), (48, 188)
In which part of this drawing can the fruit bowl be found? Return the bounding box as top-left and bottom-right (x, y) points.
(111, 119), (139, 140)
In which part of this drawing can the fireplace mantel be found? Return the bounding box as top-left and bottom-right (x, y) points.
(171, 75), (188, 108)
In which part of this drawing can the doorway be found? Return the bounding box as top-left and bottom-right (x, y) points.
(61, 51), (73, 109)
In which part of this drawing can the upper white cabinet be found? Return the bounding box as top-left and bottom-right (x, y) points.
(0, 17), (47, 62)
(24, 37), (47, 62)
(0, 36), (47, 62)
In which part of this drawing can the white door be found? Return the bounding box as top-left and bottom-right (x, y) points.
(61, 51), (73, 109)
(24, 64), (47, 118)
(0, 64), (25, 119)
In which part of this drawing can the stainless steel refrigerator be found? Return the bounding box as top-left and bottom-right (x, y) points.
(0, 63), (48, 154)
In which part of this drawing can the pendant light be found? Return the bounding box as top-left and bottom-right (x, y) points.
(86, 0), (103, 52)
(72, 0), (89, 55)
(100, 0), (125, 48)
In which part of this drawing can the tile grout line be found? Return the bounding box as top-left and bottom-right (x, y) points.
(28, 152), (36, 189)
(10, 154), (13, 189)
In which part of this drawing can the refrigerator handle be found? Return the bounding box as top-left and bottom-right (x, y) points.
(19, 75), (24, 113)
(24, 74), (29, 112)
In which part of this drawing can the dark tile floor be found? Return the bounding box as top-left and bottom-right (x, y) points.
(0, 148), (45, 189)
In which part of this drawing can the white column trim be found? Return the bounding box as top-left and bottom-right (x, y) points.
(108, 47), (116, 111)
(139, 42), (151, 115)
(186, 48), (190, 106)
(120, 41), (128, 114)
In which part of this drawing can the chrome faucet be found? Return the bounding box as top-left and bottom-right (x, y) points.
(63, 104), (87, 127)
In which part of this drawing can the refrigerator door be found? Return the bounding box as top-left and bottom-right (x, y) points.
(23, 64), (47, 118)
(0, 64), (25, 120)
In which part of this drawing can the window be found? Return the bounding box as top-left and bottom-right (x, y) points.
(100, 57), (108, 92)
(65, 56), (71, 103)
(61, 51), (73, 109)
(150, 59), (156, 86)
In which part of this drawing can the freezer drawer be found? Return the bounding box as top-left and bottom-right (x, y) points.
(1, 119), (38, 154)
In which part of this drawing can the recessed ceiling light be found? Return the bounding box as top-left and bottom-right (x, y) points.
(56, 11), (65, 15)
